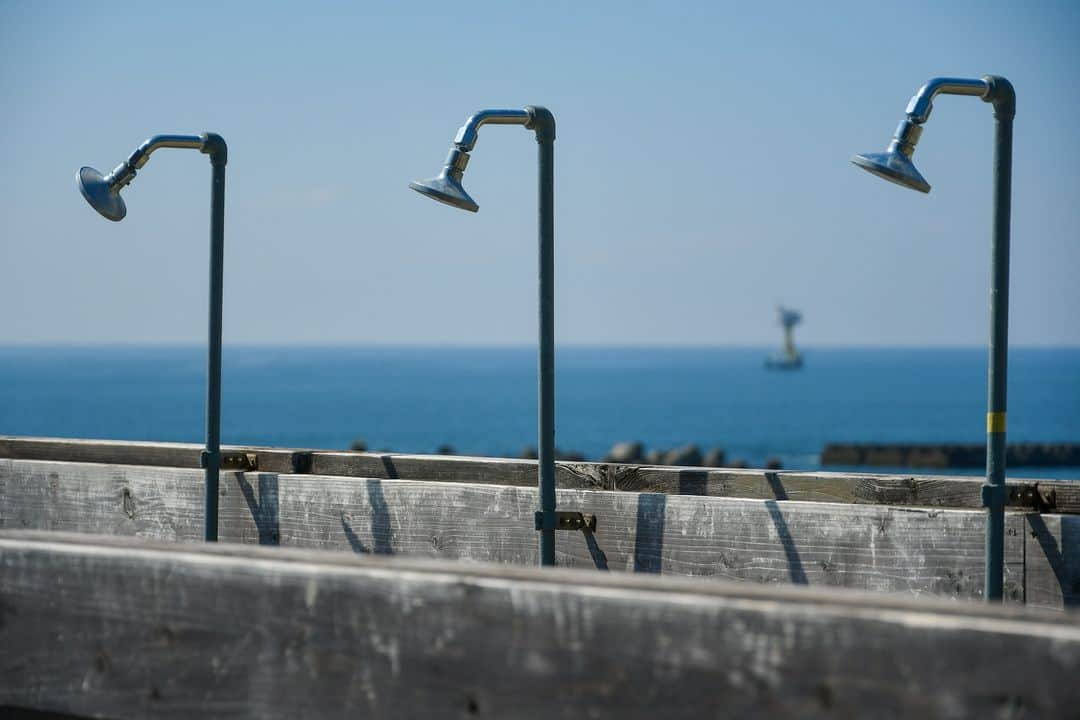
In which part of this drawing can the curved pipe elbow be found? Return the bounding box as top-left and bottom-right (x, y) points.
(524, 106), (555, 143)
(982, 75), (1015, 119)
(127, 134), (206, 170)
(140, 134), (205, 155)
(106, 133), (219, 188)
(200, 133), (228, 166)
(905, 77), (990, 124)
(453, 109), (532, 151)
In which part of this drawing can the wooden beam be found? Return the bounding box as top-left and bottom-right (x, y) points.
(0, 436), (311, 475)
(1, 459), (1041, 605)
(1, 531), (1077, 719)
(4, 436), (1078, 512)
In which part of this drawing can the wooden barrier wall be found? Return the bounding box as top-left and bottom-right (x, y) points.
(4, 458), (1079, 608)
(1, 531), (1078, 719)
(2, 436), (1075, 512)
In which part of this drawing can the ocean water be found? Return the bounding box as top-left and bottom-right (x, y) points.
(1, 346), (1077, 479)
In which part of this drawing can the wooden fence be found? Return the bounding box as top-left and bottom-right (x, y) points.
(4, 457), (1078, 608)
(2, 531), (1078, 719)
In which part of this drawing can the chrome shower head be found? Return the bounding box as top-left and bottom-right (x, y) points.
(851, 119), (931, 193)
(410, 109), (536, 213)
(77, 166), (128, 221)
(852, 78), (997, 194)
(77, 134), (208, 221)
(408, 148), (478, 212)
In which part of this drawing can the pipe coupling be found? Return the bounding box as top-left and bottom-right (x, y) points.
(888, 119), (923, 158)
(444, 147), (470, 177)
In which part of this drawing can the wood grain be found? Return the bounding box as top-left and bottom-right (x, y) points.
(1023, 512), (1080, 610)
(0, 436), (310, 474)
(1, 531), (1078, 719)
(0, 459), (1044, 605)
(4, 436), (1076, 512)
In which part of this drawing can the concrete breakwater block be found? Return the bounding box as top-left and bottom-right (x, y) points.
(821, 443), (1080, 468)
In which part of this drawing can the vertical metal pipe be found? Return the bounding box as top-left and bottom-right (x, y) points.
(537, 135), (556, 567)
(983, 106), (1013, 601)
(203, 155), (226, 542)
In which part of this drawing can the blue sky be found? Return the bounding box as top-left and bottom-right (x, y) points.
(1, 0), (1078, 346)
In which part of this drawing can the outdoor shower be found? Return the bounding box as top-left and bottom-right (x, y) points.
(411, 107), (591, 567)
(78, 133), (232, 542)
(852, 76), (1016, 601)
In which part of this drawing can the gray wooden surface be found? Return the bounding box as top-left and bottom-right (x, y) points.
(0, 436), (310, 474)
(1, 531), (1078, 719)
(3, 459), (1060, 606)
(3, 435), (1075, 512)
(1024, 512), (1080, 611)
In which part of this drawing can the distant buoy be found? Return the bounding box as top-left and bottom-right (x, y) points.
(765, 306), (803, 370)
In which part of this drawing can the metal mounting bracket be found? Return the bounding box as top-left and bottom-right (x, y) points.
(1007, 483), (1057, 512)
(201, 451), (258, 472)
(535, 510), (597, 532)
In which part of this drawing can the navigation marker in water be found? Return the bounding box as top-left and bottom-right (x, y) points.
(766, 307), (803, 370)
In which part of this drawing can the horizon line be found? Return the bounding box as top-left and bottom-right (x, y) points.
(1, 341), (1078, 351)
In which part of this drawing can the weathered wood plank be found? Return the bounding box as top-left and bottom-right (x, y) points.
(1, 531), (1078, 719)
(309, 449), (607, 489)
(0, 458), (206, 541)
(282, 450), (1080, 513)
(0, 436), (311, 475)
(0, 459), (1032, 604)
(4, 435), (1077, 512)
(1024, 513), (1080, 610)
(0, 707), (84, 719)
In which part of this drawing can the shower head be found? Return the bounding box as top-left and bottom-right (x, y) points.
(851, 151), (930, 193)
(410, 109), (537, 213)
(77, 134), (209, 221)
(77, 166), (128, 221)
(851, 119), (931, 193)
(851, 78), (998, 194)
(408, 148), (479, 212)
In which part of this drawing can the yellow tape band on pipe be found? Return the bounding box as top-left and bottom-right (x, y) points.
(987, 412), (1007, 433)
